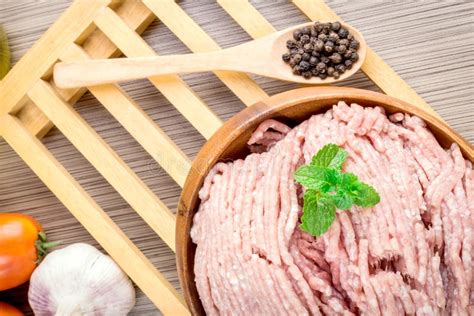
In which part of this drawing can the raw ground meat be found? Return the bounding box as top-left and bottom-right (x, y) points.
(190, 101), (474, 315)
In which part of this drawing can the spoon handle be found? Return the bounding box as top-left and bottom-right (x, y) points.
(54, 50), (245, 88)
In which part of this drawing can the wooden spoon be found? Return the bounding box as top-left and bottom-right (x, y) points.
(54, 22), (366, 89)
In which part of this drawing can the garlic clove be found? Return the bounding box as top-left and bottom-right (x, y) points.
(28, 243), (135, 316)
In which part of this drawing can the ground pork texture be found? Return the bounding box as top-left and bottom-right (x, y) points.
(190, 101), (474, 316)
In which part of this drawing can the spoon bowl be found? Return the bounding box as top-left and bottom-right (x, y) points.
(54, 22), (366, 89)
(267, 21), (366, 84)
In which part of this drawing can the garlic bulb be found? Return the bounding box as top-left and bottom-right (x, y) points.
(28, 243), (135, 316)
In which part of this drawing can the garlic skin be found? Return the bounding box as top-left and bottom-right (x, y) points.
(28, 243), (135, 316)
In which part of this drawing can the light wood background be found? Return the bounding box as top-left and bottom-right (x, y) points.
(0, 1), (473, 315)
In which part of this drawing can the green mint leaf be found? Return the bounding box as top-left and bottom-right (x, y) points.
(338, 173), (380, 208)
(331, 190), (353, 210)
(300, 191), (336, 236)
(340, 172), (358, 187)
(339, 172), (363, 194)
(351, 182), (380, 207)
(294, 165), (340, 192)
(294, 165), (326, 189)
(311, 144), (348, 170)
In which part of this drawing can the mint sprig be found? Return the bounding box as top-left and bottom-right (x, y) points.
(294, 144), (380, 236)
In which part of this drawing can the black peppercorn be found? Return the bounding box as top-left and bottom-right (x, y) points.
(302, 26), (311, 35)
(297, 48), (305, 55)
(321, 56), (330, 64)
(332, 71), (340, 79)
(335, 64), (346, 73)
(290, 48), (298, 55)
(282, 53), (291, 62)
(303, 43), (313, 53)
(300, 60), (311, 71)
(318, 72), (328, 79)
(286, 39), (297, 49)
(337, 45), (347, 54)
(344, 59), (353, 69)
(317, 33), (327, 42)
(316, 62), (326, 73)
(303, 71), (312, 79)
(311, 68), (319, 75)
(338, 28), (349, 38)
(329, 53), (342, 64)
(351, 52), (359, 62)
(293, 30), (302, 40)
(314, 39), (324, 52)
(302, 53), (311, 61)
(347, 33), (354, 41)
(349, 40), (359, 50)
(310, 27), (318, 37)
(331, 21), (341, 31)
(300, 34), (310, 43)
(344, 49), (353, 59)
(327, 66), (335, 76)
(339, 39), (349, 47)
(293, 54), (302, 63)
(292, 65), (301, 75)
(328, 32), (339, 43)
(324, 41), (334, 53)
(311, 50), (320, 57)
(309, 56), (319, 65)
(289, 59), (297, 67)
(313, 22), (322, 32)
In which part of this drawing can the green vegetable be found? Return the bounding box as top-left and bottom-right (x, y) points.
(310, 143), (348, 170)
(0, 26), (10, 79)
(294, 144), (380, 236)
(299, 191), (336, 237)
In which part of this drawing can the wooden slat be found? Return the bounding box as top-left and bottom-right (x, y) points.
(292, 0), (439, 118)
(16, 105), (56, 139)
(0, 114), (188, 315)
(17, 0), (157, 138)
(0, 0), (111, 116)
(218, 0), (276, 38)
(60, 44), (191, 187)
(142, 0), (269, 107)
(27, 80), (177, 252)
(93, 7), (222, 139)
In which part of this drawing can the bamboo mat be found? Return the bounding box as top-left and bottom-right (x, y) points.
(0, 1), (473, 315)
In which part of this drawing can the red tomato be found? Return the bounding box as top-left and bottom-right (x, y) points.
(0, 213), (56, 291)
(0, 302), (23, 316)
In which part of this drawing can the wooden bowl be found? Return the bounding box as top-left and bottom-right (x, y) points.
(176, 86), (473, 315)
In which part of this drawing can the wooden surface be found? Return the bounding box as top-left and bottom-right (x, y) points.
(177, 86), (474, 315)
(0, 1), (473, 315)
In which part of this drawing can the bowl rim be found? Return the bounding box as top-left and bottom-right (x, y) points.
(176, 86), (473, 315)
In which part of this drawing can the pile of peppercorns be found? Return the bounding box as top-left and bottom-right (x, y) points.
(282, 21), (359, 80)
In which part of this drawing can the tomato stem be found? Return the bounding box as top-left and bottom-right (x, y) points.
(35, 231), (60, 262)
